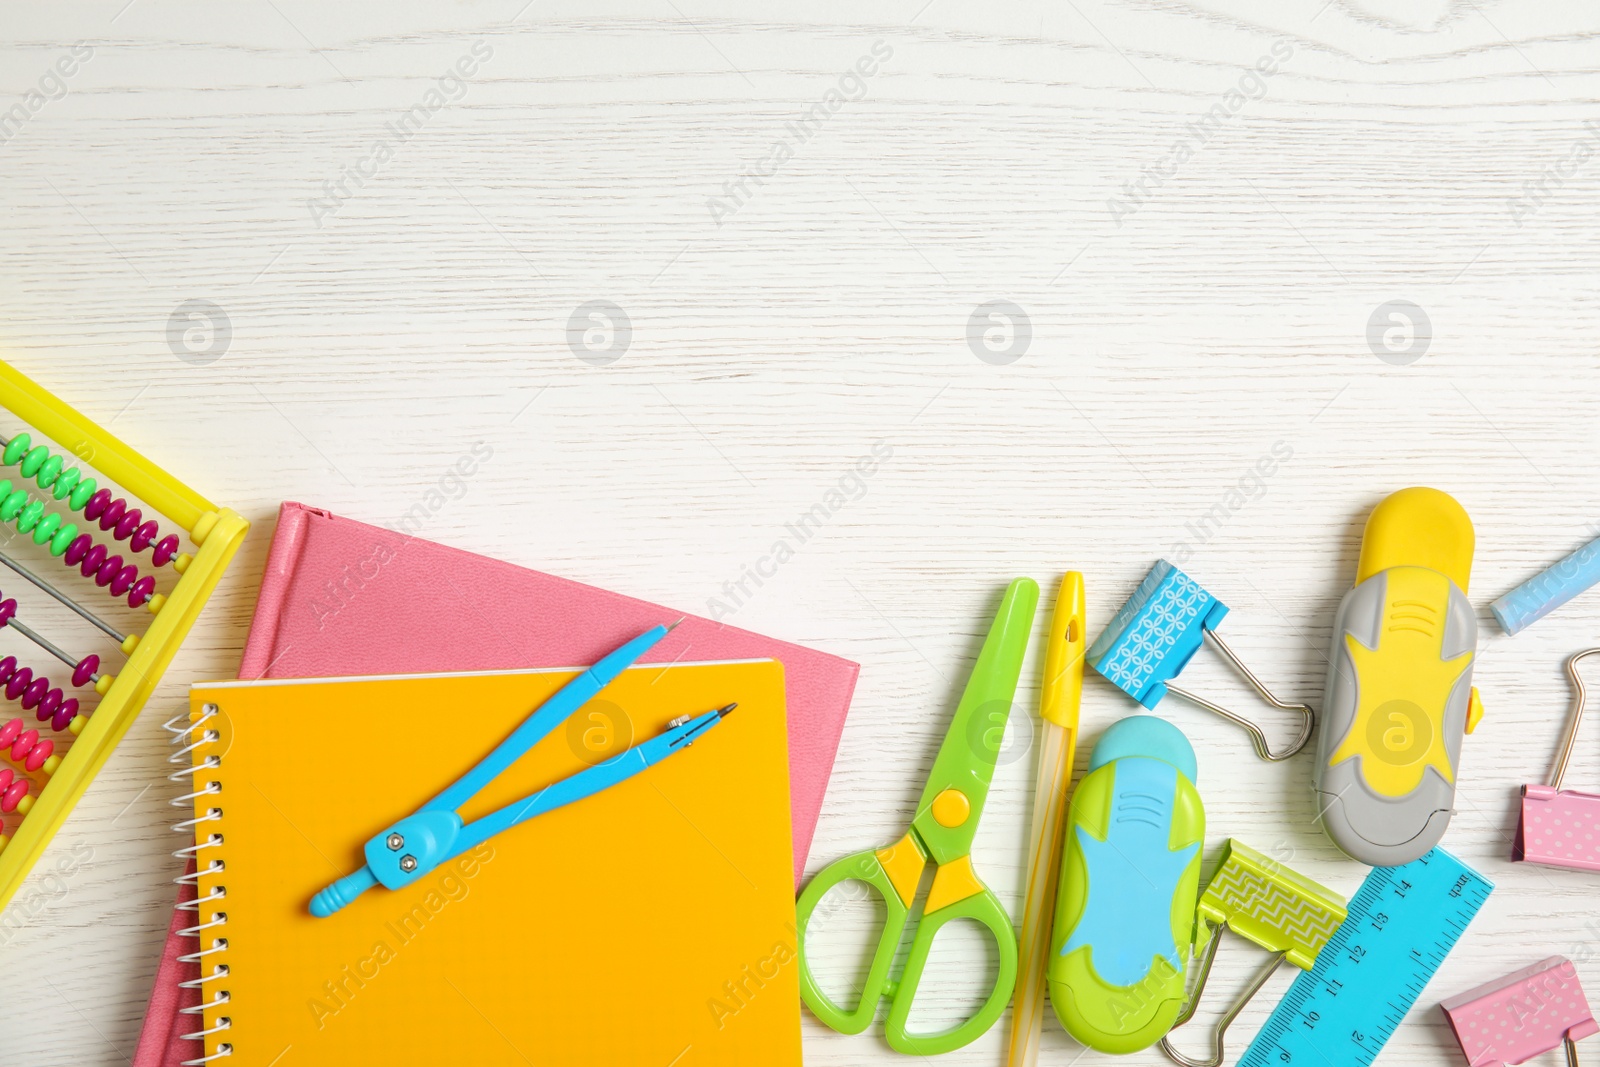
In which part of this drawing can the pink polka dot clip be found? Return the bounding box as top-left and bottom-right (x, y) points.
(1515, 649), (1600, 873)
(1440, 957), (1596, 1067)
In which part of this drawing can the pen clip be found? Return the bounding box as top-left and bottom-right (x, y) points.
(1041, 572), (1085, 730)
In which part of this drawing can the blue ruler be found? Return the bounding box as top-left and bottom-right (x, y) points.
(1237, 849), (1493, 1067)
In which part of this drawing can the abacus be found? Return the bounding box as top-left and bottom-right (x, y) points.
(0, 359), (247, 911)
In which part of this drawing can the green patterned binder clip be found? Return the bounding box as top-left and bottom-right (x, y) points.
(1160, 840), (1349, 1067)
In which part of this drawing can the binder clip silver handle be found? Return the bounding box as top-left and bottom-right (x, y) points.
(1089, 561), (1314, 762)
(1160, 928), (1286, 1067)
(1166, 630), (1315, 762)
(1159, 840), (1348, 1067)
(1550, 647), (1600, 792)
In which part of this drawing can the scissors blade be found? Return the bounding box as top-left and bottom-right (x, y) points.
(911, 577), (1039, 865)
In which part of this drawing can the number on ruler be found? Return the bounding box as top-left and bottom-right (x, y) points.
(1234, 850), (1493, 1067)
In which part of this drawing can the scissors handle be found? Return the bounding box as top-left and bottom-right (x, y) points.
(885, 868), (1018, 1055)
(797, 839), (1018, 1054)
(796, 844), (915, 1035)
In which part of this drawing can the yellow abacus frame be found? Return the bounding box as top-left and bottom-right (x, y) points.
(0, 359), (247, 911)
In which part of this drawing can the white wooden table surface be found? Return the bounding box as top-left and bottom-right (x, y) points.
(4, 1), (1600, 1064)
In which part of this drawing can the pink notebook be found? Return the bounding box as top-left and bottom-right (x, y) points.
(134, 502), (858, 1067)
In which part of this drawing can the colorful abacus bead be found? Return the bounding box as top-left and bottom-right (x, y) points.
(152, 535), (180, 567)
(0, 479), (78, 556)
(32, 687), (74, 731)
(0, 589), (109, 737)
(0, 768), (30, 814)
(0, 645), (91, 733)
(0, 434), (178, 565)
(3, 664), (30, 701)
(128, 575), (157, 608)
(2, 435), (95, 506)
(46, 698), (77, 733)
(0, 718), (54, 773)
(63, 533), (159, 607)
(0, 657), (59, 721)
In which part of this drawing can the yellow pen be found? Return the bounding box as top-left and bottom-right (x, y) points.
(1006, 572), (1086, 1067)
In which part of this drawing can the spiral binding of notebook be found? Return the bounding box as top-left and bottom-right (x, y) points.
(0, 358), (246, 914)
(166, 701), (231, 1065)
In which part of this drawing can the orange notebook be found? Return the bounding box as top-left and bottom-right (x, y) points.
(180, 660), (798, 1066)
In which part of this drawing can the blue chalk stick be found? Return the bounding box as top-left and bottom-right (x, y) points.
(1491, 532), (1600, 635)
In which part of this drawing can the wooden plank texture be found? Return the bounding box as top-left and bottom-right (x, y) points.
(2, 1), (1599, 1064)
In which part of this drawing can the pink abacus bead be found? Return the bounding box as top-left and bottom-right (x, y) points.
(80, 543), (107, 579)
(52, 698), (78, 732)
(0, 719), (19, 748)
(20, 678), (47, 711)
(23, 737), (50, 772)
(152, 535), (180, 567)
(72, 656), (98, 688)
(113, 506), (140, 541)
(0, 599), (15, 629)
(1, 776), (27, 813)
(110, 565), (138, 597)
(11, 727), (36, 761)
(64, 533), (92, 566)
(83, 488), (111, 522)
(35, 688), (60, 724)
(131, 520), (158, 553)
(98, 497), (127, 534)
(128, 575), (156, 608)
(5, 667), (32, 702)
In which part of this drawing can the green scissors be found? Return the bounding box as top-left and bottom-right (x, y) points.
(796, 577), (1039, 1055)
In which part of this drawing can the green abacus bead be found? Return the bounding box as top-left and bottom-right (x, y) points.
(49, 522), (77, 556)
(19, 445), (48, 480)
(0, 489), (28, 522)
(2, 435), (28, 466)
(16, 500), (43, 533)
(31, 512), (60, 545)
(52, 467), (80, 500)
(68, 477), (96, 511)
(35, 453), (62, 489)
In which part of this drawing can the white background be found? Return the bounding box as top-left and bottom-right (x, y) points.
(3, 2), (1600, 1065)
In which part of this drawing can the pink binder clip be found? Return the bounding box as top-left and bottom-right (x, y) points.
(1441, 957), (1597, 1067)
(1515, 648), (1600, 872)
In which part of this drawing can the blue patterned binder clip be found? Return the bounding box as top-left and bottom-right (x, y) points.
(1089, 561), (1314, 761)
